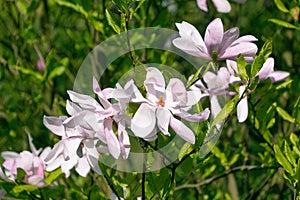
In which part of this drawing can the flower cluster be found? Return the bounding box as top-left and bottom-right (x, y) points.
(0, 134), (50, 187)
(42, 67), (210, 177)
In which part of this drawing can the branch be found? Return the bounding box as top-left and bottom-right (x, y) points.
(175, 165), (278, 191)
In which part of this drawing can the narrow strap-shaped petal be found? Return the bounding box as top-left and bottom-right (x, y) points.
(196, 0), (208, 11)
(156, 107), (171, 136)
(237, 86), (248, 123)
(104, 120), (121, 159)
(204, 18), (224, 54)
(169, 116), (195, 144)
(43, 116), (67, 136)
(211, 0), (231, 13)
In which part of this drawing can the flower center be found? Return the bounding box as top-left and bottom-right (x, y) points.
(156, 96), (165, 107)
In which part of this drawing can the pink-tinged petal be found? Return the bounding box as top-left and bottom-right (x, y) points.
(39, 147), (51, 162)
(210, 96), (222, 119)
(75, 157), (90, 177)
(226, 60), (238, 75)
(66, 100), (82, 116)
(1, 151), (19, 160)
(176, 21), (206, 48)
(169, 116), (195, 144)
(124, 80), (147, 102)
(0, 167), (12, 182)
(257, 57), (274, 80)
(61, 157), (77, 177)
(36, 163), (44, 178)
(27, 175), (45, 187)
(27, 133), (38, 156)
(234, 35), (258, 43)
(204, 18), (224, 54)
(104, 120), (121, 159)
(196, 0), (208, 11)
(220, 42), (258, 60)
(3, 159), (17, 175)
(93, 77), (112, 109)
(219, 27), (239, 55)
(43, 116), (67, 136)
(156, 108), (171, 136)
(166, 78), (188, 105)
(44, 141), (64, 164)
(186, 90), (209, 106)
(175, 108), (210, 122)
(83, 139), (102, 175)
(131, 103), (157, 139)
(172, 38), (211, 59)
(211, 0), (231, 13)
(45, 154), (64, 172)
(67, 90), (100, 110)
(173, 21), (209, 59)
(143, 127), (158, 141)
(237, 86), (248, 123)
(268, 71), (290, 82)
(118, 122), (131, 159)
(144, 67), (165, 99)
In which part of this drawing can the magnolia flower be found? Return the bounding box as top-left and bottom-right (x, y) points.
(197, 0), (246, 13)
(131, 67), (210, 144)
(172, 18), (258, 62)
(226, 58), (290, 122)
(0, 134), (51, 187)
(192, 67), (234, 119)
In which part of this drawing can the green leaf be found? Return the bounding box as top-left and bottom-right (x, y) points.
(16, 168), (26, 182)
(274, 144), (294, 175)
(16, 66), (43, 81)
(250, 41), (272, 78)
(274, 0), (289, 13)
(186, 64), (210, 88)
(293, 158), (300, 181)
(293, 96), (300, 126)
(284, 141), (297, 167)
(290, 132), (299, 146)
(268, 18), (299, 30)
(45, 168), (63, 185)
(178, 143), (193, 161)
(276, 106), (295, 123)
(250, 55), (265, 78)
(48, 58), (68, 80)
(105, 9), (121, 34)
(212, 96), (238, 127)
(112, 0), (129, 14)
(55, 0), (88, 18)
(237, 54), (249, 81)
(13, 184), (38, 193)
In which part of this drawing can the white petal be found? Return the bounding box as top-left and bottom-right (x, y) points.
(211, 0), (231, 13)
(131, 103), (157, 139)
(156, 108), (171, 136)
(237, 86), (248, 123)
(43, 116), (67, 136)
(169, 116), (195, 144)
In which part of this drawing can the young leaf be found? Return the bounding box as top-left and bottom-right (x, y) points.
(293, 96), (300, 126)
(105, 9), (121, 34)
(13, 185), (38, 193)
(276, 106), (295, 123)
(237, 54), (249, 81)
(284, 141), (296, 167)
(274, 144), (294, 175)
(250, 55), (265, 78)
(274, 0), (289, 13)
(268, 18), (299, 30)
(212, 96), (238, 127)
